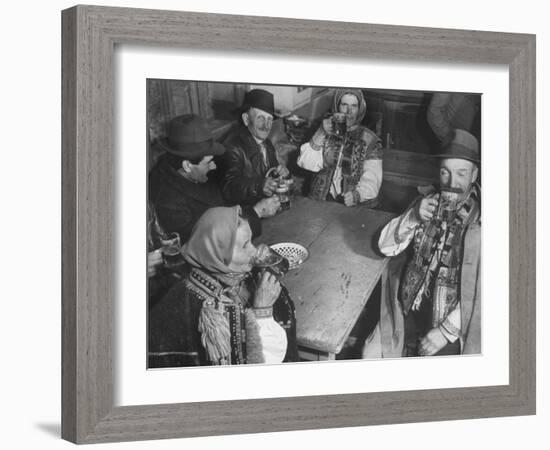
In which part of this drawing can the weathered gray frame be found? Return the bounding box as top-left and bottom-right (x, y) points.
(62, 4), (536, 444)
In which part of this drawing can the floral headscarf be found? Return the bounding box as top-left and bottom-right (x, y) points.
(182, 206), (241, 275)
(331, 88), (367, 128)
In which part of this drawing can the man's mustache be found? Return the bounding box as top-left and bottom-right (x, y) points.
(441, 186), (464, 194)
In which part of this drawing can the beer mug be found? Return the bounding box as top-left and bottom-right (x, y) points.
(252, 244), (290, 280)
(275, 178), (294, 211)
(160, 232), (183, 267)
(266, 167), (294, 212)
(435, 187), (462, 223)
(331, 113), (347, 138)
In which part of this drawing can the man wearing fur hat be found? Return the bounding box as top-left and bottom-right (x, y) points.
(218, 89), (289, 206)
(372, 129), (481, 357)
(149, 114), (280, 244)
(297, 89), (383, 206)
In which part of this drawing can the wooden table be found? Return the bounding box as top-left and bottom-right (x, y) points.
(257, 196), (396, 360)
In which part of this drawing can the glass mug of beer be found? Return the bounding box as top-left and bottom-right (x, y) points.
(252, 244), (290, 280)
(275, 178), (294, 211)
(435, 187), (463, 223)
(160, 232), (184, 267)
(331, 112), (347, 138)
(266, 167), (294, 212)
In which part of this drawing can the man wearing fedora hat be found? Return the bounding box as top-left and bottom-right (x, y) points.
(367, 129), (481, 358)
(218, 89), (289, 205)
(149, 114), (280, 244)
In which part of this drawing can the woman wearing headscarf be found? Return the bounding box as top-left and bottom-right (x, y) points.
(148, 206), (298, 367)
(297, 88), (383, 206)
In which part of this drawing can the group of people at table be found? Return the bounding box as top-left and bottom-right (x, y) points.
(147, 87), (481, 367)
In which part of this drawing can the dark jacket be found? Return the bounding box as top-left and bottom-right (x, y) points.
(149, 155), (260, 243)
(219, 126), (279, 205)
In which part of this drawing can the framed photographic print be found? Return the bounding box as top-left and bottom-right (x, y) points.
(62, 4), (535, 444)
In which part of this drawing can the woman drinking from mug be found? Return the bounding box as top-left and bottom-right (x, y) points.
(297, 88), (383, 207)
(148, 205), (298, 367)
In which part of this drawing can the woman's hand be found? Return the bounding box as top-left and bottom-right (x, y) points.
(253, 271), (281, 308)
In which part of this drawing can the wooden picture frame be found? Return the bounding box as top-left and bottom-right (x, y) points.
(61, 5), (536, 444)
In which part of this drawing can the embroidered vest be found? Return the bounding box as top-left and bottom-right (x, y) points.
(308, 125), (382, 201)
(185, 268), (250, 365)
(184, 267), (296, 365)
(399, 190), (480, 328)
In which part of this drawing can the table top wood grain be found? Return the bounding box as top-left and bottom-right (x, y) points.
(258, 196), (396, 354)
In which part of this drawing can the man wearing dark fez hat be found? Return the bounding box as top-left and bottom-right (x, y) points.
(218, 89), (289, 205)
(371, 129), (481, 358)
(149, 114), (280, 244)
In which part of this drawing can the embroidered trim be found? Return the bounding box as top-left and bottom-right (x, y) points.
(400, 188), (480, 325)
(252, 306), (273, 318)
(185, 267), (249, 365)
(352, 189), (361, 205)
(198, 300), (232, 364)
(309, 125), (381, 202)
(439, 318), (460, 338)
(244, 309), (264, 364)
(188, 268), (224, 299)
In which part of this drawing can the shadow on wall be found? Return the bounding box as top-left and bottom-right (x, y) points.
(35, 423), (60, 438)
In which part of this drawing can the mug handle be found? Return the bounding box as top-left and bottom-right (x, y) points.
(265, 167), (278, 179)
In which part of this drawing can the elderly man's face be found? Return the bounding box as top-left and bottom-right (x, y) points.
(227, 218), (258, 273)
(243, 107), (273, 142)
(338, 94), (360, 127)
(439, 158), (478, 199)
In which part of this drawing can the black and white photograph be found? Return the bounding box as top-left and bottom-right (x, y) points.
(146, 80), (482, 368)
(3, 0), (546, 447)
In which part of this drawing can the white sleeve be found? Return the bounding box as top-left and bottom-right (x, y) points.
(355, 158), (383, 201)
(255, 318), (288, 364)
(439, 307), (461, 343)
(378, 208), (420, 256)
(297, 141), (324, 173)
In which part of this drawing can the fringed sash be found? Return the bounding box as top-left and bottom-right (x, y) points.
(185, 268), (248, 365)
